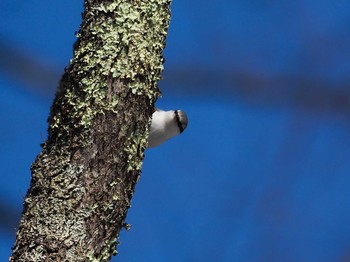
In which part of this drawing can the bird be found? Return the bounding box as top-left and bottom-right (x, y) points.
(147, 108), (188, 148)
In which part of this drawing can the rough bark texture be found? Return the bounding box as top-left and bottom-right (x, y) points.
(10, 0), (171, 261)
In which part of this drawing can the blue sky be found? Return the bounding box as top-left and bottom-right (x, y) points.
(1, 1), (350, 261)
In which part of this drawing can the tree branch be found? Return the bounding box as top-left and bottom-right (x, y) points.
(10, 0), (171, 261)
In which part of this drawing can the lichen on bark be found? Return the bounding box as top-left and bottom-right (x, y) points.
(10, 0), (172, 261)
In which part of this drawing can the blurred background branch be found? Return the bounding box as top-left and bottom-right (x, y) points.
(1, 37), (350, 114)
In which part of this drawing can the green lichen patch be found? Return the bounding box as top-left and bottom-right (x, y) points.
(50, 0), (170, 133)
(12, 0), (172, 261)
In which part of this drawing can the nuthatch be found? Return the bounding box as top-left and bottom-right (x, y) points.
(147, 108), (188, 148)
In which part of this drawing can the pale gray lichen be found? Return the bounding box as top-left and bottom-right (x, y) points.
(87, 237), (118, 262)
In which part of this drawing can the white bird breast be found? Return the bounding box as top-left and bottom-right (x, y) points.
(147, 108), (188, 148)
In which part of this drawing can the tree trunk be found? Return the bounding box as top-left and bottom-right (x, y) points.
(10, 0), (171, 261)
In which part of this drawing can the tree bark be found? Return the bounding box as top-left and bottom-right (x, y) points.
(10, 0), (171, 261)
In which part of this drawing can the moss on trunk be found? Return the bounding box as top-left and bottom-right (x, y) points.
(10, 0), (171, 261)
